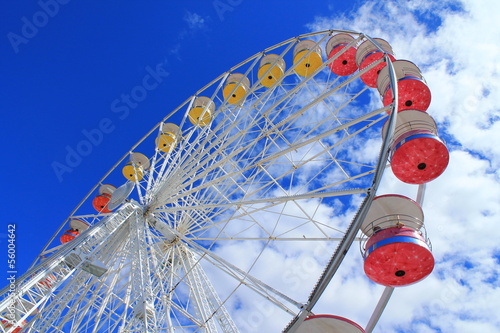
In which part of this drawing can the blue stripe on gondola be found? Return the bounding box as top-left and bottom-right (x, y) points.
(398, 76), (423, 82)
(360, 50), (390, 65)
(394, 133), (442, 151)
(364, 235), (429, 259)
(328, 43), (349, 55)
(382, 76), (424, 95)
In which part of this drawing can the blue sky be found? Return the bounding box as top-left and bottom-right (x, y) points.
(1, 1), (500, 332)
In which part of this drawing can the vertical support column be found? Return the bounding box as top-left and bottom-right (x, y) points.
(191, 253), (240, 333)
(127, 210), (158, 332)
(180, 248), (218, 333)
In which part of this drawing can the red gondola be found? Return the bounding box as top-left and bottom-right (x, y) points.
(377, 60), (431, 112)
(92, 193), (112, 213)
(364, 226), (434, 287)
(326, 34), (359, 76)
(356, 38), (395, 87)
(60, 229), (79, 244)
(296, 314), (365, 333)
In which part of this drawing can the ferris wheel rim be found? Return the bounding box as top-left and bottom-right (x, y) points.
(5, 29), (421, 333)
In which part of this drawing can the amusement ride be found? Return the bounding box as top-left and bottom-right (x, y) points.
(0, 29), (449, 332)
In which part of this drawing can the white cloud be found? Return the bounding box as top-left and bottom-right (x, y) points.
(165, 11), (208, 60)
(307, 0), (500, 332)
(183, 11), (206, 31)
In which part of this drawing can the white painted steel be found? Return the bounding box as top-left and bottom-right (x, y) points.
(0, 30), (405, 333)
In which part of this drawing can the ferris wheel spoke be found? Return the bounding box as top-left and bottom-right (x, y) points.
(87, 266), (132, 333)
(151, 111), (265, 205)
(135, 226), (240, 332)
(156, 155), (367, 233)
(150, 79), (384, 210)
(175, 231), (302, 314)
(153, 105), (386, 211)
(156, 189), (362, 242)
(204, 255), (299, 317)
(177, 250), (221, 332)
(207, 166), (340, 240)
(144, 149), (163, 197)
(155, 188), (367, 215)
(187, 237), (355, 242)
(223, 188), (357, 238)
(149, 215), (298, 313)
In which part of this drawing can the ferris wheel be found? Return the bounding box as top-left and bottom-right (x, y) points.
(0, 30), (449, 332)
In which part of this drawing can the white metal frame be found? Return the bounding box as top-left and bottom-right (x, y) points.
(0, 30), (422, 333)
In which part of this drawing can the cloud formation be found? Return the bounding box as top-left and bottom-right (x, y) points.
(183, 11), (206, 31)
(309, 0), (500, 332)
